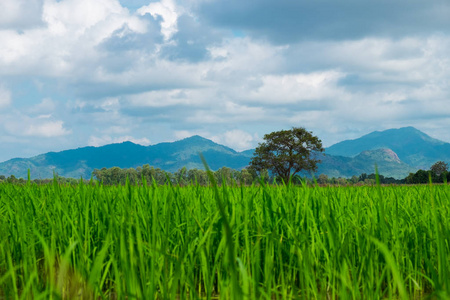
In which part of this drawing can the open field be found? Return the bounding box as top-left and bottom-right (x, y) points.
(1, 179), (450, 299)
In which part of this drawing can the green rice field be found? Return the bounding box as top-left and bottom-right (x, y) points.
(1, 178), (450, 299)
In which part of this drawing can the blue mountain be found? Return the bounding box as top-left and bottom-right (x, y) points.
(0, 136), (253, 179)
(325, 127), (450, 169)
(0, 127), (448, 180)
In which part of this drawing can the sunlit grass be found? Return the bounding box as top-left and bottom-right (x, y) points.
(1, 179), (450, 299)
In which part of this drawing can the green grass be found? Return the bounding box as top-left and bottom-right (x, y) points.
(1, 179), (450, 299)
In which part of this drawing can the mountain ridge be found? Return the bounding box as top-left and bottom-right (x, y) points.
(0, 127), (448, 180)
(315, 148), (415, 179)
(0, 136), (253, 179)
(325, 127), (450, 169)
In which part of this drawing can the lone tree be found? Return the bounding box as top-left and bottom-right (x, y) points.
(250, 127), (324, 183)
(430, 161), (448, 176)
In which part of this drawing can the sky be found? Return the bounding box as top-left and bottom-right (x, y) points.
(1, 0), (450, 162)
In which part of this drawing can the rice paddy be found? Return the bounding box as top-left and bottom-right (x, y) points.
(1, 177), (450, 299)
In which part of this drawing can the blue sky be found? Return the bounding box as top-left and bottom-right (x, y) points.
(1, 0), (450, 162)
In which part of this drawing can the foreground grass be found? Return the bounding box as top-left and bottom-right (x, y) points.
(1, 179), (450, 299)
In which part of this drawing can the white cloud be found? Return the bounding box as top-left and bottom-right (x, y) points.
(1, 111), (70, 137)
(0, 0), (43, 29)
(223, 102), (265, 117)
(211, 129), (258, 151)
(127, 89), (200, 107)
(25, 121), (69, 137)
(27, 98), (56, 115)
(138, 0), (179, 41)
(88, 135), (151, 147)
(0, 0), (148, 77)
(43, 0), (130, 36)
(247, 71), (348, 104)
(89, 59), (205, 95)
(285, 36), (450, 85)
(24, 120), (71, 137)
(0, 86), (12, 109)
(100, 97), (120, 111)
(185, 101), (267, 125)
(205, 38), (286, 80)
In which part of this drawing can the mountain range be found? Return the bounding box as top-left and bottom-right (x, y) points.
(326, 126), (450, 169)
(0, 127), (448, 180)
(0, 136), (253, 179)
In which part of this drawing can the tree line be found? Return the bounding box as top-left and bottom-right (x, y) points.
(89, 163), (448, 186)
(0, 174), (84, 185)
(404, 161), (449, 184)
(91, 164), (264, 186)
(92, 166), (397, 186)
(0, 162), (448, 186)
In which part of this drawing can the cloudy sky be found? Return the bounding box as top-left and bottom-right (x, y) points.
(1, 0), (450, 161)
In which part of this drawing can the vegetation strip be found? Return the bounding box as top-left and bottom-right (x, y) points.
(1, 180), (450, 299)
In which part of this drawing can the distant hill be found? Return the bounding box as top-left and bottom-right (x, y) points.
(316, 149), (415, 179)
(325, 127), (450, 169)
(0, 127), (448, 180)
(0, 136), (253, 179)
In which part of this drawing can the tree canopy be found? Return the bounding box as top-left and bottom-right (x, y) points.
(430, 161), (448, 176)
(250, 127), (324, 183)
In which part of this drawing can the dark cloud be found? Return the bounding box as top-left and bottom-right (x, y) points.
(159, 14), (225, 62)
(71, 69), (205, 99)
(100, 17), (163, 53)
(98, 16), (164, 73)
(120, 102), (196, 124)
(197, 0), (450, 43)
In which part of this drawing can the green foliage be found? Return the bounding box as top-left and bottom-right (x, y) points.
(92, 164), (261, 186)
(406, 170), (431, 184)
(1, 181), (450, 298)
(250, 127), (324, 183)
(315, 173), (406, 186)
(317, 173), (329, 184)
(430, 161), (449, 176)
(406, 161), (450, 184)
